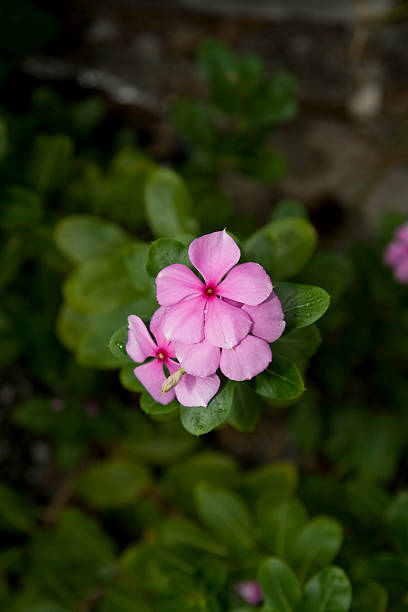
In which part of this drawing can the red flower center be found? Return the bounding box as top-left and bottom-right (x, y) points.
(156, 349), (167, 361)
(204, 285), (216, 297)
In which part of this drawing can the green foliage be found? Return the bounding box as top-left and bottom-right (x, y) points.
(245, 217), (317, 280)
(180, 381), (235, 435)
(54, 215), (131, 263)
(259, 557), (301, 611)
(2, 30), (408, 612)
(77, 459), (150, 508)
(145, 168), (198, 238)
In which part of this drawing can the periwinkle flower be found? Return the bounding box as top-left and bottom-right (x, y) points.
(384, 222), (408, 284)
(235, 580), (263, 605)
(126, 307), (219, 407)
(156, 231), (285, 381)
(156, 230), (273, 348)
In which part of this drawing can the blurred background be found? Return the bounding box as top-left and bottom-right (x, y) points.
(2, 1), (408, 611)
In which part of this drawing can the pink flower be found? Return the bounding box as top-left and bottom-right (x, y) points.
(384, 222), (408, 284)
(174, 292), (286, 381)
(156, 230), (272, 349)
(126, 308), (220, 407)
(235, 580), (263, 605)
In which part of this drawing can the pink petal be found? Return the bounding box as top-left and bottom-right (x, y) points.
(205, 297), (252, 349)
(243, 292), (286, 342)
(175, 373), (220, 407)
(188, 229), (240, 285)
(235, 581), (263, 605)
(150, 307), (176, 357)
(126, 315), (156, 363)
(174, 339), (220, 377)
(156, 263), (203, 306)
(161, 295), (206, 344)
(395, 259), (408, 284)
(395, 223), (408, 244)
(134, 359), (175, 404)
(220, 335), (272, 381)
(384, 242), (407, 266)
(217, 262), (272, 306)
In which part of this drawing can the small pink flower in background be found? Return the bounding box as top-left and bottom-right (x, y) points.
(156, 230), (272, 349)
(126, 308), (219, 407)
(235, 580), (263, 605)
(384, 222), (408, 284)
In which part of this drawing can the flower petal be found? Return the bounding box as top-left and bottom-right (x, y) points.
(150, 306), (176, 357)
(134, 359), (175, 404)
(156, 263), (203, 306)
(188, 229), (240, 285)
(126, 315), (156, 363)
(220, 335), (272, 381)
(205, 297), (252, 349)
(161, 295), (206, 344)
(243, 292), (286, 342)
(395, 258), (408, 284)
(395, 223), (408, 244)
(174, 339), (220, 377)
(217, 262), (272, 306)
(175, 373), (220, 407)
(384, 242), (407, 266)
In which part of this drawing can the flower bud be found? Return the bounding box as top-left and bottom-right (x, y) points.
(161, 368), (185, 393)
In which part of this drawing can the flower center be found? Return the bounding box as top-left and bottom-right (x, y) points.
(156, 349), (166, 361)
(204, 285), (216, 297)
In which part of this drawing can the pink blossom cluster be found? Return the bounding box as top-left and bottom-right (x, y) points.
(126, 230), (285, 407)
(384, 222), (408, 284)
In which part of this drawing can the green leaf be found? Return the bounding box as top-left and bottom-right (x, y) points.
(245, 218), (317, 280)
(272, 199), (308, 221)
(256, 356), (304, 401)
(108, 324), (132, 363)
(386, 491), (408, 555)
(159, 518), (228, 556)
(180, 381), (234, 435)
(56, 305), (93, 351)
(299, 252), (353, 305)
(145, 168), (198, 238)
(54, 215), (131, 263)
(124, 422), (197, 465)
(240, 462), (298, 498)
(293, 518), (344, 582)
(274, 282), (330, 330)
(122, 242), (153, 294)
(350, 582), (388, 612)
(146, 238), (190, 277)
(63, 255), (142, 315)
(228, 382), (261, 431)
(195, 483), (255, 552)
(257, 494), (308, 560)
(26, 133), (74, 195)
(119, 365), (143, 392)
(28, 508), (115, 607)
(140, 391), (179, 417)
(258, 557), (301, 612)
(274, 325), (321, 363)
(171, 98), (216, 148)
(77, 459), (150, 508)
(299, 567), (352, 612)
(239, 148), (286, 183)
(161, 451), (240, 514)
(75, 299), (157, 369)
